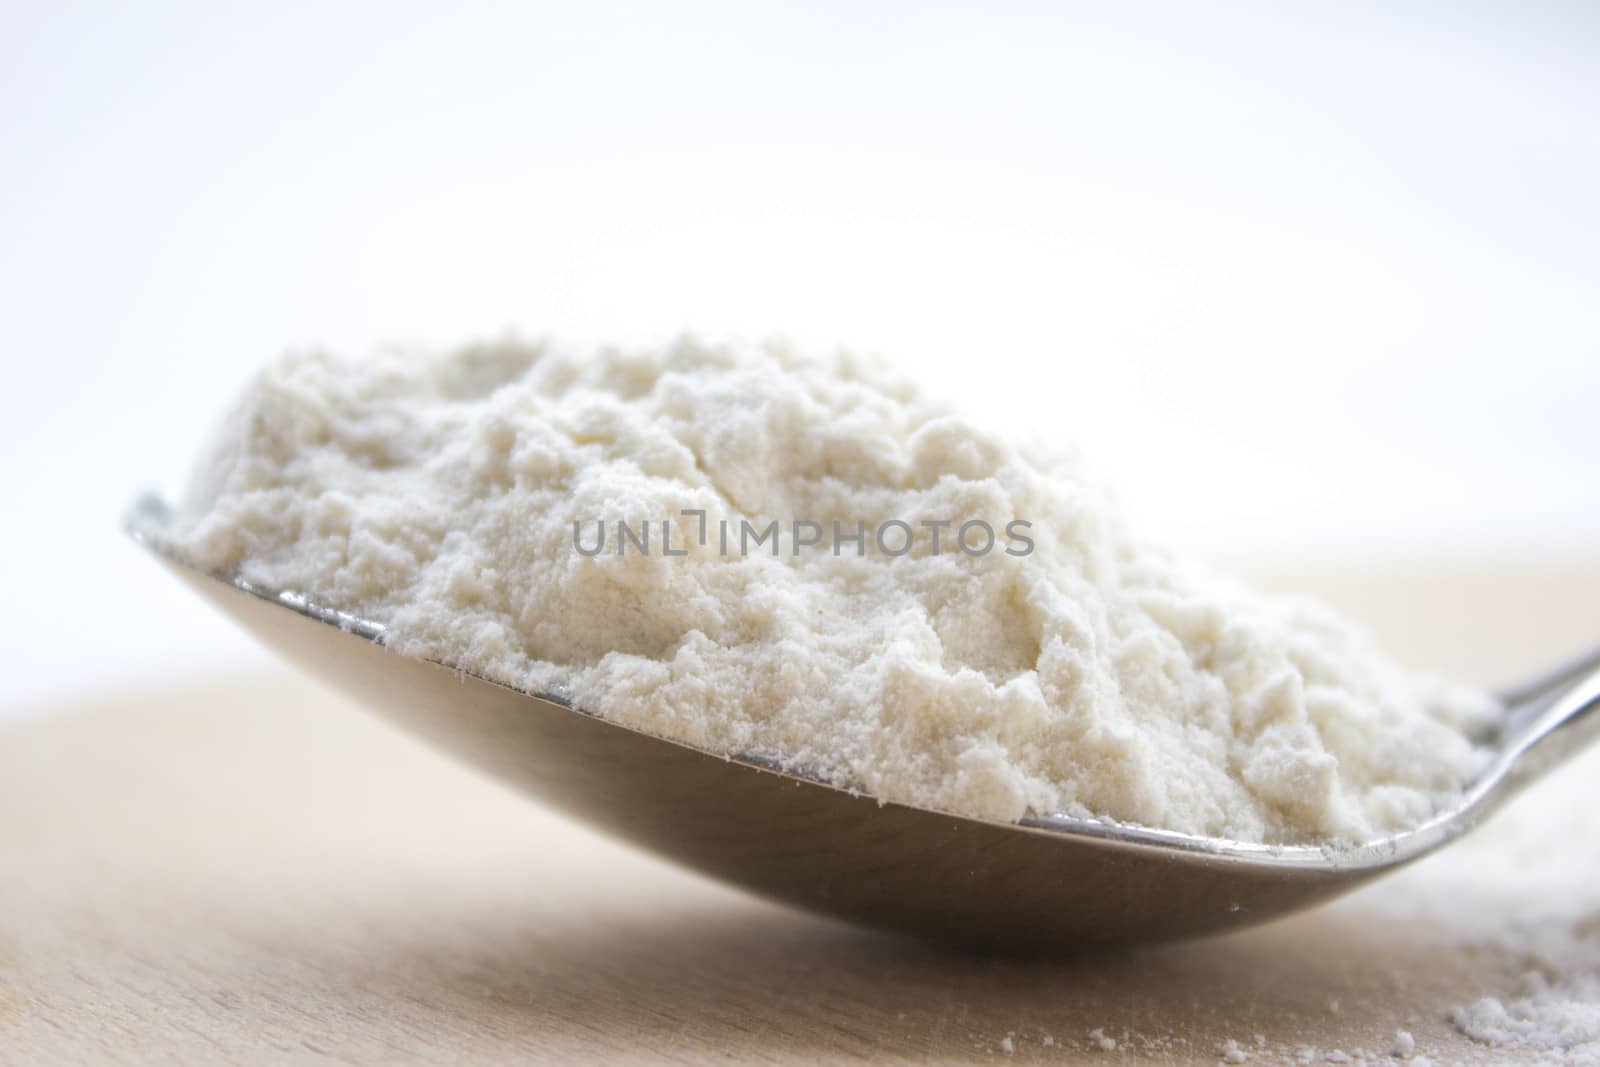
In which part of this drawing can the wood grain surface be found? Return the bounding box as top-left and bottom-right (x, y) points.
(1, 561), (1595, 1064)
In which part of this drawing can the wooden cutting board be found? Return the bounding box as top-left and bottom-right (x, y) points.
(1, 562), (1595, 1064)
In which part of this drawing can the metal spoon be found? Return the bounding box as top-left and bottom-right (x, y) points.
(125, 493), (1600, 949)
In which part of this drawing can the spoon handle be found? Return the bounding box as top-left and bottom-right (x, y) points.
(1502, 644), (1600, 707)
(1500, 645), (1600, 792)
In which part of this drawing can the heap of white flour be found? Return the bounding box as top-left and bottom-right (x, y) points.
(166, 338), (1497, 844)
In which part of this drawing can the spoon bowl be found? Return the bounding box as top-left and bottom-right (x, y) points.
(126, 494), (1600, 949)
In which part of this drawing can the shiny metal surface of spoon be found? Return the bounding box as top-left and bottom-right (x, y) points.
(126, 494), (1600, 949)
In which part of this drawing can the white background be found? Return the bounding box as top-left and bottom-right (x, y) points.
(2, 1), (1596, 719)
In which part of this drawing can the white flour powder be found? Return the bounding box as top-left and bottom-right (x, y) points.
(165, 338), (1497, 844)
(1319, 739), (1600, 1065)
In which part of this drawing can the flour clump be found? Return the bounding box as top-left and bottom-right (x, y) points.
(165, 337), (1497, 844)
